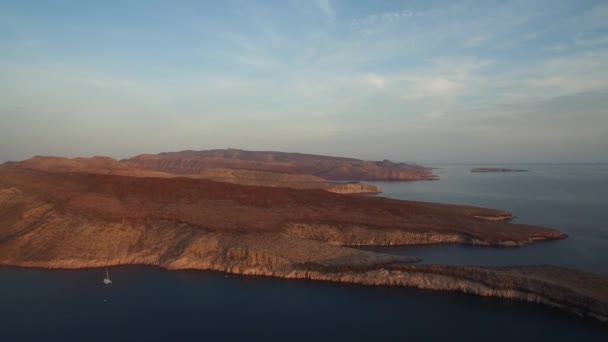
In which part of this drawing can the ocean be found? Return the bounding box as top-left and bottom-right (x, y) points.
(1, 164), (607, 341)
(365, 164), (608, 276)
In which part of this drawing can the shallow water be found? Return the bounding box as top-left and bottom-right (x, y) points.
(1, 164), (607, 340)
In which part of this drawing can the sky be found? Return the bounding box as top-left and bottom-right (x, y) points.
(1, 0), (607, 164)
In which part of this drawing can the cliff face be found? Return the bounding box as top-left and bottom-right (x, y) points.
(2, 167), (604, 323)
(0, 208), (603, 322)
(322, 182), (381, 195)
(280, 265), (608, 323)
(126, 149), (437, 181)
(1, 198), (603, 322)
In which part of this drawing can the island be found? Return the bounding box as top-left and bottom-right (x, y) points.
(1, 151), (606, 323)
(471, 168), (529, 173)
(126, 148), (438, 181)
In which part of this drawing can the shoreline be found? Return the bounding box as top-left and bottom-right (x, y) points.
(2, 260), (606, 323)
(0, 167), (597, 324)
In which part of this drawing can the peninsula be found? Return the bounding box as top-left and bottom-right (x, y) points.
(0, 152), (606, 322)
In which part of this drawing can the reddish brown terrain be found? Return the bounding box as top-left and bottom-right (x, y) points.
(5, 156), (381, 194)
(0, 154), (606, 322)
(127, 148), (437, 181)
(0, 166), (565, 247)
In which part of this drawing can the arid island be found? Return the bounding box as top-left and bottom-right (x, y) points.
(126, 148), (438, 181)
(1, 150), (606, 323)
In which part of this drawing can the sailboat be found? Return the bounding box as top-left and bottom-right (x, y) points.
(103, 267), (112, 285)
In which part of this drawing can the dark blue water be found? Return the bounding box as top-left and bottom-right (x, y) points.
(1, 164), (607, 340)
(2, 266), (607, 341)
(366, 164), (608, 276)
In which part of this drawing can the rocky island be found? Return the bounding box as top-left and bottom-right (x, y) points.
(126, 148), (438, 181)
(1, 151), (606, 323)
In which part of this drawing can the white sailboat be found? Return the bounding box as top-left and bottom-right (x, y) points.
(103, 267), (112, 285)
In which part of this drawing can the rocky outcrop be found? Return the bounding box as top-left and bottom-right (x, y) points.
(281, 264), (608, 323)
(126, 148), (437, 181)
(322, 181), (381, 194)
(473, 212), (514, 221)
(283, 222), (567, 247)
(285, 223), (482, 246)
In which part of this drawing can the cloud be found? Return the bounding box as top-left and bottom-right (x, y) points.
(2, 1), (608, 162)
(403, 77), (464, 100)
(494, 29), (544, 49)
(365, 73), (386, 88)
(316, 0), (335, 21)
(546, 44), (568, 52)
(361, 9), (418, 24)
(581, 3), (608, 29)
(417, 77), (462, 96)
(464, 34), (491, 48)
(575, 36), (608, 47)
(511, 50), (608, 99)
(571, 3), (608, 47)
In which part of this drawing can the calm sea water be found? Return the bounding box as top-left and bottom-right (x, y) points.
(1, 164), (607, 341)
(366, 164), (608, 276)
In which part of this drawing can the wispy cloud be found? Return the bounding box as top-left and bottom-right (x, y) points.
(545, 44), (568, 52)
(1, 1), (607, 162)
(316, 0), (335, 21)
(364, 73), (386, 88)
(575, 33), (608, 47)
(464, 34), (491, 48)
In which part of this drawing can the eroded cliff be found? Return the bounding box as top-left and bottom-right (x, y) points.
(2, 167), (604, 323)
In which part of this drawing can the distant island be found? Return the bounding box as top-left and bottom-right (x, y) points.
(471, 168), (529, 173)
(126, 148), (438, 181)
(1, 150), (607, 323)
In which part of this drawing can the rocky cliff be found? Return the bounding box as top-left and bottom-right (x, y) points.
(280, 264), (608, 323)
(2, 166), (604, 323)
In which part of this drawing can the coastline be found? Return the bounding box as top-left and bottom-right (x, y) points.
(2, 259), (606, 323)
(0, 166), (601, 324)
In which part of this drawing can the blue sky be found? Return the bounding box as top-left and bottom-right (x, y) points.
(1, 0), (607, 163)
